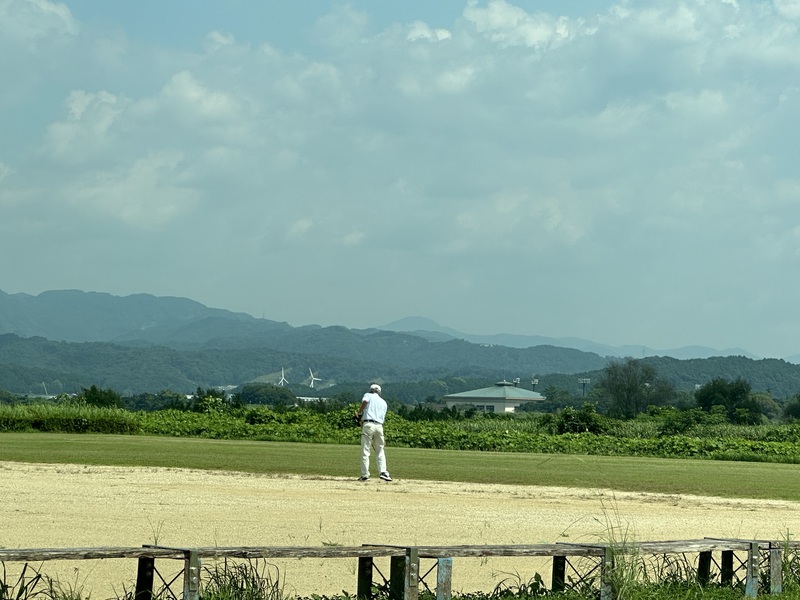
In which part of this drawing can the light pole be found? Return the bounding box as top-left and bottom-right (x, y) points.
(579, 378), (590, 397)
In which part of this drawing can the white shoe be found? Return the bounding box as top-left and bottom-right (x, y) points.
(379, 472), (392, 482)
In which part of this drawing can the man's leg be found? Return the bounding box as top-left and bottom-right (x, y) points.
(360, 426), (373, 478)
(374, 426), (387, 475)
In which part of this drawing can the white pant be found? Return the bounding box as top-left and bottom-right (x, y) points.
(361, 422), (387, 477)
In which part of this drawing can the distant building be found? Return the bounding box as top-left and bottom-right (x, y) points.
(442, 380), (545, 413)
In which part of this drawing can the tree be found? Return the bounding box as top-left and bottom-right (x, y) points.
(597, 358), (673, 419)
(694, 377), (757, 423)
(191, 387), (243, 413)
(525, 385), (575, 413)
(783, 394), (800, 422)
(553, 403), (607, 434)
(238, 383), (296, 407)
(78, 385), (123, 408)
(751, 392), (781, 422)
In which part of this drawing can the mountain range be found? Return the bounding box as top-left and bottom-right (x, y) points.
(376, 316), (769, 361)
(0, 289), (773, 360)
(1, 289), (798, 398)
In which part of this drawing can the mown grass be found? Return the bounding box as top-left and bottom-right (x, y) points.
(2, 432), (800, 501)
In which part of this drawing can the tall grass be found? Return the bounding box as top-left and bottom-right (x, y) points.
(0, 563), (122, 600)
(1, 563), (44, 600)
(201, 560), (286, 600)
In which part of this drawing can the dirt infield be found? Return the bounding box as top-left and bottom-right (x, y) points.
(2, 461), (800, 598)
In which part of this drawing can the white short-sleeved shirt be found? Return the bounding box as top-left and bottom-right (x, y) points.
(361, 392), (388, 424)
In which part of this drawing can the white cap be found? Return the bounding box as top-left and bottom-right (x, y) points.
(370, 384), (382, 393)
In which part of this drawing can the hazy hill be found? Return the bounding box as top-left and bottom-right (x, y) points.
(378, 317), (759, 360)
(1, 289), (799, 399)
(0, 289), (265, 343)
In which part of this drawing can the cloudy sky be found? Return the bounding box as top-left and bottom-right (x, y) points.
(2, 0), (799, 359)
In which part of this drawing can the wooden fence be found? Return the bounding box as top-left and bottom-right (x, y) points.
(1, 538), (797, 600)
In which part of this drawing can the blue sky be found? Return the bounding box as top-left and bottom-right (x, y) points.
(2, 0), (800, 359)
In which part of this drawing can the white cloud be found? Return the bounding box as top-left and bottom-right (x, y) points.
(162, 71), (240, 122)
(436, 65), (476, 93)
(287, 218), (314, 239)
(44, 90), (126, 162)
(463, 0), (574, 48)
(774, 178), (800, 201)
(340, 231), (365, 246)
(454, 190), (586, 249)
(774, 0), (800, 19)
(66, 150), (199, 229)
(0, 0), (78, 46)
(407, 21), (452, 42)
(631, 5), (701, 41)
(204, 30), (236, 53)
(272, 60), (346, 111)
(664, 89), (729, 116)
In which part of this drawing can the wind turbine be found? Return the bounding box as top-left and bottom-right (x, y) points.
(308, 368), (321, 388)
(278, 368), (288, 386)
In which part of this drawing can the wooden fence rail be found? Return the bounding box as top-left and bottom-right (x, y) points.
(1, 538), (797, 600)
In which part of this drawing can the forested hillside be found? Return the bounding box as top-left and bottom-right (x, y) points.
(1, 289), (799, 400)
(643, 355), (800, 397)
(0, 332), (607, 396)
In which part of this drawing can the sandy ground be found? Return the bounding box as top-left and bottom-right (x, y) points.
(2, 461), (800, 598)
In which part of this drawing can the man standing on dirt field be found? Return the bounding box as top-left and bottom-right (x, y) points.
(357, 383), (391, 481)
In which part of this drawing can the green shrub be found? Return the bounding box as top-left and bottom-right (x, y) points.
(0, 404), (140, 434)
(554, 404), (608, 434)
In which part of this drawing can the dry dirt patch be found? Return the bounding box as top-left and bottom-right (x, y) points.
(2, 461), (799, 597)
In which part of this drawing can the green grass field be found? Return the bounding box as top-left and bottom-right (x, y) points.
(2, 432), (799, 501)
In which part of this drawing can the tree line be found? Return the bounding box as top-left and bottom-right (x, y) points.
(8, 357), (800, 427)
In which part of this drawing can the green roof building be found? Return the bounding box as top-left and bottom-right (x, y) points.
(443, 380), (545, 413)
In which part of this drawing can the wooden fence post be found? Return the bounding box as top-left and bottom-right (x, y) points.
(721, 550), (734, 586)
(744, 542), (759, 598)
(182, 550), (201, 600)
(436, 557), (452, 600)
(551, 555), (566, 592)
(134, 555), (154, 600)
(357, 556), (373, 599)
(697, 551), (712, 586)
(770, 545), (783, 595)
(389, 554), (405, 600)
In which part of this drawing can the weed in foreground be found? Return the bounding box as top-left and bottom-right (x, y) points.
(201, 559), (286, 600)
(491, 571), (550, 598)
(1, 563), (45, 600)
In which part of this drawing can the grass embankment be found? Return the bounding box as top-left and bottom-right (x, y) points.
(2, 432), (800, 501)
